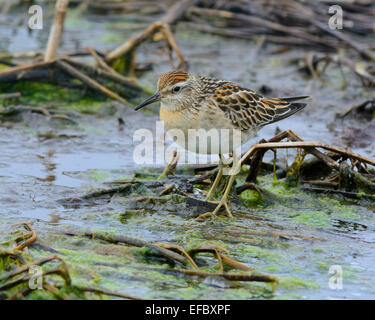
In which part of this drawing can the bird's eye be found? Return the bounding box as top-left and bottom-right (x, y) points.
(173, 86), (181, 93)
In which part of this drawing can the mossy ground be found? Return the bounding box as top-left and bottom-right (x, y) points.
(0, 81), (112, 114)
(1, 165), (374, 299)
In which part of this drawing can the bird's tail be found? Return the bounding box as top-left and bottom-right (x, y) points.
(279, 95), (310, 103)
(263, 95), (309, 124)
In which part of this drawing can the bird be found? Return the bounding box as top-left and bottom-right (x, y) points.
(135, 70), (308, 218)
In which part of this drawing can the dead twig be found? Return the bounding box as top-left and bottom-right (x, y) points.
(61, 229), (188, 267)
(339, 98), (375, 118)
(159, 183), (176, 196)
(241, 141), (375, 169)
(75, 286), (143, 300)
(44, 0), (70, 61)
(301, 186), (375, 201)
(0, 254), (71, 287)
(0, 92), (21, 100)
(154, 268), (278, 286)
(62, 57), (146, 94)
(0, 61), (56, 78)
(188, 7), (333, 49)
(105, 0), (198, 65)
(87, 47), (137, 84)
(11, 222), (37, 252)
(160, 23), (187, 70)
(188, 245), (254, 272)
(219, 227), (327, 242)
(105, 21), (163, 64)
(156, 243), (199, 269)
(239, 130), (375, 196)
(55, 60), (130, 105)
(160, 150), (180, 178)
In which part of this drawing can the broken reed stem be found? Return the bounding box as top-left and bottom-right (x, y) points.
(340, 99), (375, 118)
(236, 182), (265, 198)
(62, 229), (188, 266)
(161, 0), (200, 25)
(87, 46), (118, 75)
(0, 61), (56, 77)
(1, 267), (70, 294)
(75, 286), (143, 300)
(310, 54), (375, 87)
(302, 14), (375, 62)
(156, 243), (199, 269)
(0, 254), (70, 284)
(240, 130), (375, 194)
(0, 249), (26, 265)
(55, 60), (129, 105)
(161, 23), (186, 70)
(105, 0), (199, 63)
(275, 130), (341, 170)
(240, 141), (375, 168)
(0, 49), (101, 61)
(188, 245), (254, 272)
(160, 150), (180, 178)
(161, 268), (278, 284)
(333, 55), (375, 87)
(105, 21), (163, 63)
(42, 282), (69, 300)
(62, 57), (143, 92)
(1, 247), (137, 300)
(44, 0), (70, 61)
(301, 186), (375, 201)
(86, 47), (137, 84)
(159, 183), (176, 196)
(189, 166), (219, 185)
(0, 92), (21, 100)
(11, 222), (37, 252)
(188, 7), (331, 48)
(221, 227), (326, 242)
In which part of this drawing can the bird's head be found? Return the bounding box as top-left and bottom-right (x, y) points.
(135, 70), (198, 111)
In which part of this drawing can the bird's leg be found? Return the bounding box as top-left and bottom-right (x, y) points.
(205, 154), (224, 201)
(197, 153), (240, 220)
(209, 173), (236, 218)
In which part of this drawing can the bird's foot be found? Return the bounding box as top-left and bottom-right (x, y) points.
(196, 197), (233, 221)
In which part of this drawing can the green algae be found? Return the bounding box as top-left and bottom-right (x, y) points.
(1, 162), (374, 299)
(265, 265), (281, 272)
(238, 244), (285, 264)
(64, 99), (107, 114)
(290, 210), (330, 227)
(238, 189), (264, 206)
(278, 277), (319, 290)
(248, 174), (364, 228)
(88, 170), (110, 182)
(0, 81), (108, 114)
(317, 263), (329, 270)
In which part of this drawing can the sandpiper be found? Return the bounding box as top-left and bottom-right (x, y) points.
(135, 70), (308, 218)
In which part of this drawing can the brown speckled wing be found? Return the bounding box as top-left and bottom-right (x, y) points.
(209, 82), (308, 131)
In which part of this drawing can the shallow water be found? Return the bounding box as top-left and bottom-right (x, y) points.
(1, 5), (375, 299)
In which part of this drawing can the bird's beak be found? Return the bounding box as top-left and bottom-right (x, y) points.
(134, 92), (161, 111)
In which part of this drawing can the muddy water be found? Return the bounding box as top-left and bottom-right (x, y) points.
(1, 7), (375, 299)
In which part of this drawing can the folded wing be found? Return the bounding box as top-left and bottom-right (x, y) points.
(210, 82), (308, 131)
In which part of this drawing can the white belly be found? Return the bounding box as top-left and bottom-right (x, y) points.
(166, 127), (256, 155)
(161, 104), (256, 155)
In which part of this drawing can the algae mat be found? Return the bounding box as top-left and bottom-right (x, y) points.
(1, 166), (374, 300)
